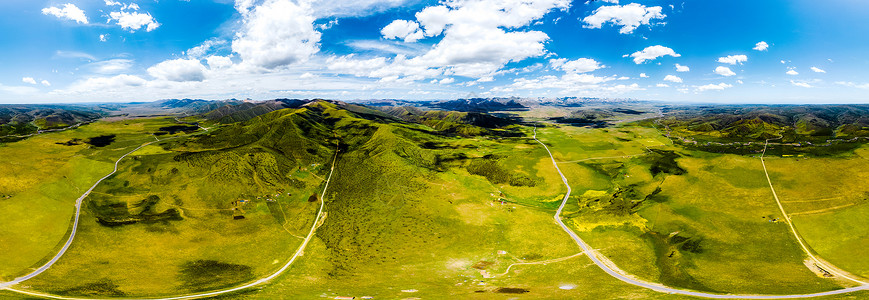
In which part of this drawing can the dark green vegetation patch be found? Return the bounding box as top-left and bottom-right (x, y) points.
(467, 155), (538, 187)
(89, 195), (183, 227)
(59, 279), (125, 297)
(178, 260), (254, 292)
(85, 134), (116, 147)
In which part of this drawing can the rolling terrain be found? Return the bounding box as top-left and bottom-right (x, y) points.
(0, 100), (867, 299)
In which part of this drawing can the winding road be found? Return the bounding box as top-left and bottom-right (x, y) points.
(2, 135), (340, 300)
(0, 140), (156, 290)
(532, 127), (868, 299)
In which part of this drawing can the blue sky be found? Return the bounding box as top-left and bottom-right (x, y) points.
(2, 0), (869, 103)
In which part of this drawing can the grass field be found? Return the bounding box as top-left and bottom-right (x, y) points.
(763, 146), (869, 278)
(2, 104), (868, 299)
(532, 122), (851, 294)
(0, 117), (179, 281)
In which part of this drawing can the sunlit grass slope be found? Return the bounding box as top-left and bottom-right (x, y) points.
(0, 118), (177, 281)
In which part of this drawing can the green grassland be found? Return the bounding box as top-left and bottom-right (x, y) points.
(533, 122), (851, 294)
(1, 103), (868, 299)
(0, 117), (181, 281)
(763, 147), (869, 278)
(17, 108), (332, 296)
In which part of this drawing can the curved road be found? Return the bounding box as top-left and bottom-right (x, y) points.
(2, 138), (340, 300)
(0, 140), (156, 289)
(532, 127), (867, 299)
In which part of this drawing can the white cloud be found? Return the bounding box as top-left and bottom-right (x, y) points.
(790, 80), (812, 88)
(675, 63), (689, 72)
(187, 39), (227, 58)
(345, 40), (426, 56)
(663, 75), (682, 83)
(550, 58), (603, 73)
(582, 3), (665, 34)
(206, 55), (234, 69)
(656, 83), (669, 88)
(42, 4), (88, 24)
(88, 59), (134, 74)
(99, 34), (107, 42)
(22, 77), (37, 85)
(811, 67), (826, 73)
(329, 0), (570, 82)
(718, 55), (747, 65)
(500, 73), (641, 95)
(714, 66), (736, 77)
(41, 80), (51, 87)
(695, 83), (732, 92)
(439, 77), (455, 84)
(381, 20), (424, 42)
(64, 74), (148, 94)
(639, 73), (648, 78)
(753, 41), (769, 51)
(147, 59), (207, 82)
(309, 0), (414, 18)
(232, 0), (320, 69)
(54, 50), (96, 61)
(408, 0), (570, 78)
(786, 69), (799, 75)
(105, 0), (121, 5)
(510, 73), (613, 89)
(326, 55), (389, 77)
(628, 45), (680, 64)
(109, 11), (160, 32)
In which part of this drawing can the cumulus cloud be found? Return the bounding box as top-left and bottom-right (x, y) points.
(786, 69), (799, 75)
(718, 55), (747, 65)
(656, 83), (669, 88)
(695, 82), (732, 92)
(206, 55), (234, 69)
(639, 73), (648, 78)
(42, 4), (88, 24)
(714, 66), (736, 77)
(811, 67), (826, 73)
(439, 77), (455, 84)
(790, 80), (812, 88)
(99, 34), (108, 42)
(628, 45), (680, 64)
(582, 3), (665, 34)
(109, 11), (160, 32)
(147, 59), (207, 82)
(753, 41), (769, 51)
(675, 63), (689, 72)
(41, 80), (52, 87)
(381, 20), (425, 42)
(330, 0), (570, 82)
(550, 58), (603, 73)
(22, 77), (37, 85)
(663, 75), (682, 83)
(232, 0), (320, 69)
